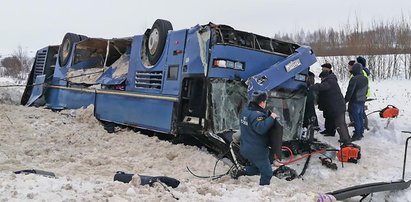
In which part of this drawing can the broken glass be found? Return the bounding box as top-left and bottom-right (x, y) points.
(210, 79), (306, 141)
(267, 91), (306, 141)
(209, 79), (248, 133)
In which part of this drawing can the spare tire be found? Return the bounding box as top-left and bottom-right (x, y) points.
(58, 33), (81, 67)
(146, 19), (173, 65)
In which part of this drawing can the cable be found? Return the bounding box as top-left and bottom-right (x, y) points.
(273, 146), (294, 167)
(273, 146), (326, 167)
(298, 155), (311, 178)
(366, 110), (381, 116)
(0, 84), (27, 88)
(187, 149), (233, 180)
(0, 70), (104, 88)
(186, 165), (231, 180)
(155, 180), (179, 200)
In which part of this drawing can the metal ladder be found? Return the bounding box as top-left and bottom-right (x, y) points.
(32, 48), (48, 80)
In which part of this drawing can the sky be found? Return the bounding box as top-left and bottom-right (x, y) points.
(0, 0), (410, 55)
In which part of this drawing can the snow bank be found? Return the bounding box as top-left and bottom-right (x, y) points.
(0, 77), (25, 105)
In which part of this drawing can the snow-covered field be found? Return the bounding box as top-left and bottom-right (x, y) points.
(0, 77), (410, 202)
(0, 77), (25, 105)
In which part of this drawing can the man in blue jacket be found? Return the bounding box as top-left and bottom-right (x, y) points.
(345, 63), (368, 141)
(235, 90), (279, 185)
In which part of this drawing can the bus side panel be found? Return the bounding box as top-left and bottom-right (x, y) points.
(94, 93), (175, 134)
(182, 26), (209, 75)
(162, 30), (187, 96)
(46, 87), (96, 109)
(207, 45), (286, 80)
(126, 35), (169, 94)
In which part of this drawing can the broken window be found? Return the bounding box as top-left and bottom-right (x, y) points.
(209, 79), (248, 133)
(267, 91), (306, 141)
(210, 24), (299, 56)
(66, 38), (132, 87)
(209, 78), (306, 140)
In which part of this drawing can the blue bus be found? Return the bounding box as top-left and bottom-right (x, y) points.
(21, 19), (317, 153)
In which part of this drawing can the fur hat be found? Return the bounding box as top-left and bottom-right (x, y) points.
(250, 90), (268, 103)
(321, 63), (332, 69)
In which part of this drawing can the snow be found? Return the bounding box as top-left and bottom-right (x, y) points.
(0, 77), (25, 105)
(0, 77), (411, 202)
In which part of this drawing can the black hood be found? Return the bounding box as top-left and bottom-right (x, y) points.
(357, 56), (366, 67)
(352, 63), (363, 76)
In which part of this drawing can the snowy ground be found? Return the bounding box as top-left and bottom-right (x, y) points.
(0, 77), (410, 202)
(0, 77), (25, 105)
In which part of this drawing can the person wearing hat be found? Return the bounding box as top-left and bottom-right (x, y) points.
(321, 63), (333, 72)
(319, 63), (339, 134)
(233, 90), (279, 185)
(345, 63), (368, 141)
(317, 63), (337, 136)
(310, 65), (352, 145)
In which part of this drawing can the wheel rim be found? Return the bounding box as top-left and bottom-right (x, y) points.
(61, 39), (71, 62)
(148, 28), (160, 55)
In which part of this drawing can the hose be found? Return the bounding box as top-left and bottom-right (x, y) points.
(273, 146), (326, 167)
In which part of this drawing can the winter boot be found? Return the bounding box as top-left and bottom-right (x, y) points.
(229, 166), (245, 179)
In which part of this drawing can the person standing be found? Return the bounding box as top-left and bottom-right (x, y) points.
(356, 56), (371, 97)
(303, 71), (319, 128)
(345, 63), (368, 141)
(310, 66), (352, 145)
(356, 56), (372, 130)
(234, 90), (279, 185)
(317, 63), (338, 136)
(347, 60), (356, 126)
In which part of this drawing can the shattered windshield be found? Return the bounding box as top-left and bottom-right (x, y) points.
(209, 79), (248, 133)
(209, 78), (306, 140)
(267, 91), (306, 141)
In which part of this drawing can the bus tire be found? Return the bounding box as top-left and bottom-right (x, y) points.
(58, 33), (81, 67)
(146, 19), (173, 65)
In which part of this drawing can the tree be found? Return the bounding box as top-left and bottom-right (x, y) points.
(0, 46), (33, 79)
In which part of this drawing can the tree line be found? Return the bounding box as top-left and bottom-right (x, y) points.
(1, 17), (411, 80)
(316, 54), (411, 81)
(274, 17), (411, 80)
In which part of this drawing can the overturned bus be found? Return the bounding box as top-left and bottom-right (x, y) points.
(21, 19), (317, 153)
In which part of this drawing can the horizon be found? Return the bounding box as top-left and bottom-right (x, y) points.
(1, 0), (410, 55)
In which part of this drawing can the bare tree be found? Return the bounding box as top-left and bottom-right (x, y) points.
(0, 46), (33, 79)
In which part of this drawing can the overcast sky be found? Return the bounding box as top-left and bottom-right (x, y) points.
(0, 0), (410, 55)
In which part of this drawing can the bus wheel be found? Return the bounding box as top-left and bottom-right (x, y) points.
(58, 33), (81, 67)
(146, 19), (173, 65)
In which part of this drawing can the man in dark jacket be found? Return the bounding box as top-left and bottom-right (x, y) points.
(303, 71), (319, 128)
(317, 63), (338, 136)
(310, 69), (352, 145)
(345, 63), (368, 141)
(236, 90), (279, 185)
